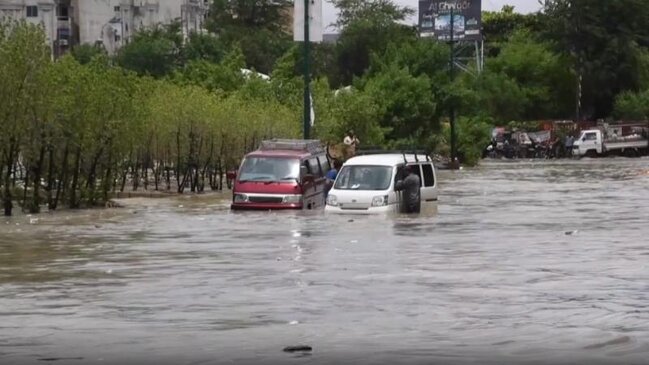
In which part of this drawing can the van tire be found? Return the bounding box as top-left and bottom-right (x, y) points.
(586, 150), (598, 158)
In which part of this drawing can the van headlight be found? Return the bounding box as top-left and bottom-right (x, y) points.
(371, 195), (389, 207)
(326, 194), (338, 207)
(233, 193), (248, 203)
(283, 195), (303, 203)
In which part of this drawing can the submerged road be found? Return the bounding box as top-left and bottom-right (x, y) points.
(1, 158), (649, 364)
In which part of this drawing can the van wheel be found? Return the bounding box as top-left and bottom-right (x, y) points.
(586, 150), (598, 158)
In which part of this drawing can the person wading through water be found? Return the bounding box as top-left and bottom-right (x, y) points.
(395, 165), (421, 214)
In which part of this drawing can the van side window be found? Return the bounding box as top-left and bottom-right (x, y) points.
(410, 165), (423, 187)
(422, 164), (435, 187)
(585, 132), (597, 141)
(307, 158), (321, 177)
(318, 155), (330, 174)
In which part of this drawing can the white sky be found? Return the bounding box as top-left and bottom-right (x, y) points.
(322, 0), (543, 31)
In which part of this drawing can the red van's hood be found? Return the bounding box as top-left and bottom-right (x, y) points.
(234, 181), (302, 195)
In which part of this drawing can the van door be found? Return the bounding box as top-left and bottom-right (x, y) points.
(302, 155), (326, 209)
(394, 163), (424, 211)
(420, 163), (438, 202)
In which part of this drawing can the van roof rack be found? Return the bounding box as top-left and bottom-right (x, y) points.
(259, 139), (324, 154)
(355, 148), (432, 162)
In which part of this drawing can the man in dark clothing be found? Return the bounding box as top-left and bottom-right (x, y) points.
(395, 165), (421, 214)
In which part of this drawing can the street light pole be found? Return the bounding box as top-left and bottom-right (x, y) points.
(303, 0), (311, 140)
(449, 8), (457, 166)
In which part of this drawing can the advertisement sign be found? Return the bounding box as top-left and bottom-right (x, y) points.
(294, 0), (323, 43)
(419, 0), (482, 41)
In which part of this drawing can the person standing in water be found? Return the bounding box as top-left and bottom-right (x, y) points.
(395, 165), (421, 214)
(325, 159), (342, 198)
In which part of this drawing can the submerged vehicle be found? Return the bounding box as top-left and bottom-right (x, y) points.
(325, 153), (438, 215)
(230, 139), (330, 210)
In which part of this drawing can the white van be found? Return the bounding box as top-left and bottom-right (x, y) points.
(325, 153), (438, 214)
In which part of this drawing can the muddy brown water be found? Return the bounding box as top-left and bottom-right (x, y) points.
(1, 158), (649, 365)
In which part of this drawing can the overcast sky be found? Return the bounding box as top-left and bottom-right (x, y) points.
(322, 0), (543, 31)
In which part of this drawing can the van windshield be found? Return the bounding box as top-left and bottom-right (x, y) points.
(239, 157), (300, 182)
(334, 165), (393, 191)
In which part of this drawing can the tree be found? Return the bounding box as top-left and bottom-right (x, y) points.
(361, 63), (437, 144)
(71, 43), (106, 65)
(484, 30), (574, 120)
(116, 22), (182, 77)
(482, 5), (541, 57)
(206, 0), (293, 74)
(182, 32), (225, 63)
(542, 0), (649, 118)
(330, 0), (416, 86)
(0, 20), (50, 215)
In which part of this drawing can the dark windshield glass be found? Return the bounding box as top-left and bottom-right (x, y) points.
(239, 157), (299, 182)
(334, 165), (393, 191)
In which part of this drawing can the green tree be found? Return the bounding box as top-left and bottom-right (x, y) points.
(330, 0), (416, 86)
(482, 5), (540, 57)
(0, 20), (50, 215)
(543, 0), (649, 118)
(71, 43), (106, 65)
(206, 0), (293, 74)
(485, 30), (574, 120)
(116, 22), (182, 77)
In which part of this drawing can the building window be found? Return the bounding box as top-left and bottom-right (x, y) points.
(114, 6), (120, 12)
(26, 6), (38, 17)
(57, 5), (69, 18)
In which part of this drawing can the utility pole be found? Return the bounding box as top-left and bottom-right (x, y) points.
(449, 8), (457, 166)
(302, 0), (311, 140)
(575, 69), (582, 123)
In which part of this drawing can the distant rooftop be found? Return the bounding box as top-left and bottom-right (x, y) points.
(323, 33), (340, 44)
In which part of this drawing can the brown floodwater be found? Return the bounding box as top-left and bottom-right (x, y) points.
(1, 158), (649, 365)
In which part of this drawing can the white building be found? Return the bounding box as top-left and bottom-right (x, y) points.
(0, 0), (209, 56)
(0, 0), (73, 57)
(75, 0), (209, 55)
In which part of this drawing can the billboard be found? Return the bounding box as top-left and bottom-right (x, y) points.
(294, 0), (323, 43)
(419, 0), (482, 41)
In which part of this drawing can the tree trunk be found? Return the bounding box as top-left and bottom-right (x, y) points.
(52, 143), (70, 211)
(3, 138), (17, 216)
(46, 141), (55, 210)
(69, 146), (81, 209)
(29, 142), (47, 214)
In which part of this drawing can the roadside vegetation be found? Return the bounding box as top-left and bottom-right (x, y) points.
(3, 0), (649, 215)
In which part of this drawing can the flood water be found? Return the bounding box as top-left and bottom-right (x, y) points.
(1, 158), (649, 365)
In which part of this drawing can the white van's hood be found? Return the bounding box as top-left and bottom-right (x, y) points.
(329, 189), (383, 210)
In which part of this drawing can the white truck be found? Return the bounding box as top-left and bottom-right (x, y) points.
(572, 126), (648, 158)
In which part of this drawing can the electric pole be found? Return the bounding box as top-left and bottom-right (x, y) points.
(303, 0), (311, 140)
(449, 8), (457, 167)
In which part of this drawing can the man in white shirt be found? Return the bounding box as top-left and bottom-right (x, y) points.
(343, 130), (360, 156)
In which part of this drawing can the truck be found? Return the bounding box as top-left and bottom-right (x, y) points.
(572, 124), (649, 158)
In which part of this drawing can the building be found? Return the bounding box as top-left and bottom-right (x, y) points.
(0, 0), (74, 57)
(75, 0), (209, 55)
(0, 0), (209, 56)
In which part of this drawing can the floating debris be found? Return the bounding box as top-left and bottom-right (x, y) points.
(565, 230), (579, 236)
(283, 345), (312, 353)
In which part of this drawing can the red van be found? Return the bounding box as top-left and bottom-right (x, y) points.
(229, 139), (330, 210)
